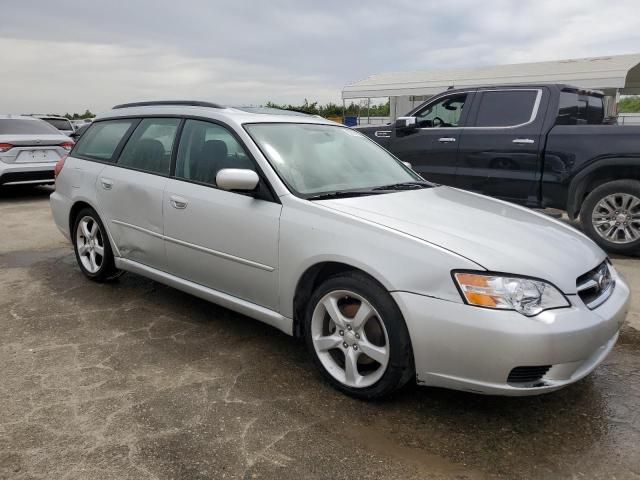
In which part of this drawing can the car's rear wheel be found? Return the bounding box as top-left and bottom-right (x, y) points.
(72, 208), (120, 281)
(304, 271), (414, 399)
(581, 180), (640, 255)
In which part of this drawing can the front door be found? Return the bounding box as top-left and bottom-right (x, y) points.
(163, 119), (281, 310)
(388, 92), (473, 186)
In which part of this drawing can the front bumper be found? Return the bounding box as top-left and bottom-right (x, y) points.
(392, 272), (629, 396)
(0, 162), (55, 185)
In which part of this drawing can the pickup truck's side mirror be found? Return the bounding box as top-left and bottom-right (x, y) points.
(395, 116), (417, 130)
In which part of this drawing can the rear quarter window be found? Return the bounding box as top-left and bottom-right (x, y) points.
(73, 119), (138, 161)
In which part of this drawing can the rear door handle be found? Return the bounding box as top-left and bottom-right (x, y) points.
(512, 138), (535, 144)
(170, 195), (188, 210)
(100, 178), (113, 190)
(438, 137), (456, 143)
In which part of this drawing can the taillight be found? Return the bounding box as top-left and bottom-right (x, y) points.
(0, 143), (13, 152)
(60, 141), (74, 151)
(54, 155), (67, 179)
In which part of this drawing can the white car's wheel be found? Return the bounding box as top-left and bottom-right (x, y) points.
(304, 271), (414, 399)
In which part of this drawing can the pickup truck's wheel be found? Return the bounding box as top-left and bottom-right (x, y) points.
(72, 207), (120, 282)
(581, 180), (640, 255)
(304, 271), (414, 399)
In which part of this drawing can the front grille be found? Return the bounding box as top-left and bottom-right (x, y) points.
(507, 365), (551, 385)
(576, 261), (615, 309)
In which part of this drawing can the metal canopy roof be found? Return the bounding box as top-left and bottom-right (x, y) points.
(342, 53), (640, 99)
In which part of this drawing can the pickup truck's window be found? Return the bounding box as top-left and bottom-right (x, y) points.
(475, 90), (538, 127)
(415, 94), (467, 128)
(117, 118), (180, 175)
(42, 118), (73, 131)
(556, 91), (604, 125)
(175, 119), (254, 186)
(73, 119), (137, 161)
(246, 123), (422, 196)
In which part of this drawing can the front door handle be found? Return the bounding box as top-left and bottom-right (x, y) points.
(512, 138), (535, 144)
(100, 178), (113, 190)
(170, 195), (188, 210)
(438, 137), (456, 143)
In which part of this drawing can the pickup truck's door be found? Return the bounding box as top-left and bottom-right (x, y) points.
(455, 88), (547, 205)
(388, 92), (473, 186)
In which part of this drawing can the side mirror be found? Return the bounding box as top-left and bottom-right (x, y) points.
(216, 168), (260, 192)
(402, 161), (412, 169)
(395, 116), (417, 130)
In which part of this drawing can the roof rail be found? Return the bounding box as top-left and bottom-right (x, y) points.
(112, 100), (223, 110)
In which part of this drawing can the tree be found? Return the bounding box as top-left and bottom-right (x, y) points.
(619, 96), (640, 113)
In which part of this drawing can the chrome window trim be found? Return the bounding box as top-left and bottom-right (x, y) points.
(413, 88), (543, 131)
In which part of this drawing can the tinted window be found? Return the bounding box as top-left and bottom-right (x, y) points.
(0, 119), (59, 135)
(42, 118), (73, 130)
(415, 94), (468, 128)
(73, 120), (137, 161)
(175, 120), (254, 186)
(475, 90), (538, 127)
(117, 118), (180, 175)
(556, 91), (604, 125)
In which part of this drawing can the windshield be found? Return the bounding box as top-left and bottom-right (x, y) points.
(42, 118), (73, 130)
(245, 123), (422, 197)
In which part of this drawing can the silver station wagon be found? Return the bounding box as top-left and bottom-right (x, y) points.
(50, 101), (629, 399)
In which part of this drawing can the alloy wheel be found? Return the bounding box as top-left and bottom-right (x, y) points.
(592, 193), (640, 244)
(76, 216), (105, 273)
(310, 290), (390, 388)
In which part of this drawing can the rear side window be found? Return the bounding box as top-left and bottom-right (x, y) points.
(117, 118), (181, 175)
(73, 120), (137, 161)
(556, 91), (604, 125)
(0, 119), (59, 135)
(474, 90), (539, 127)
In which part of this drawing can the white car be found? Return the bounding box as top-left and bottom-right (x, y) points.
(0, 115), (74, 186)
(50, 101), (629, 399)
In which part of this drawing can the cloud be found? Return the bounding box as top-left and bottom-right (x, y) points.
(1, 0), (639, 114)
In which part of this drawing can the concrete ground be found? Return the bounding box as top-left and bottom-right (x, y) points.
(1, 186), (639, 480)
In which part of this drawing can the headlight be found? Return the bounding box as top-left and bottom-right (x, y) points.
(453, 272), (569, 316)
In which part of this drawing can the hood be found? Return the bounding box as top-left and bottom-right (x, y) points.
(319, 186), (605, 293)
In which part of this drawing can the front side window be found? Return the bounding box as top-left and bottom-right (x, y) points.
(415, 94), (468, 128)
(245, 123), (422, 196)
(175, 119), (254, 186)
(73, 119), (137, 161)
(117, 118), (180, 175)
(474, 90), (538, 127)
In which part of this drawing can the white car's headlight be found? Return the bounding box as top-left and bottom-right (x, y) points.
(453, 272), (569, 316)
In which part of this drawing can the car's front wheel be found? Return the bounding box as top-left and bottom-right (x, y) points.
(304, 271), (414, 399)
(581, 180), (640, 256)
(72, 207), (120, 281)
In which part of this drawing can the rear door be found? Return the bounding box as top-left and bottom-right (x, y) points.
(387, 92), (473, 186)
(163, 119), (281, 310)
(96, 117), (181, 271)
(456, 88), (547, 205)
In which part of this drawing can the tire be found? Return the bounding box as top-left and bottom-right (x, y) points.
(580, 179), (640, 256)
(304, 271), (414, 400)
(72, 207), (120, 282)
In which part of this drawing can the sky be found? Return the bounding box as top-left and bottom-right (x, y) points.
(2, 0), (639, 115)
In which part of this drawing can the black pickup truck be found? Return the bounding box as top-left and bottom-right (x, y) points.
(357, 84), (640, 254)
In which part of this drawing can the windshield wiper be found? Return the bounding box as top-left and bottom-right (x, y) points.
(372, 181), (432, 191)
(307, 190), (388, 201)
